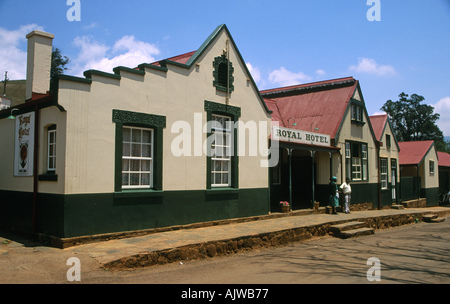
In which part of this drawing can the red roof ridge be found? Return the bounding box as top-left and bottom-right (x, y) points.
(260, 76), (356, 96)
(151, 50), (197, 66)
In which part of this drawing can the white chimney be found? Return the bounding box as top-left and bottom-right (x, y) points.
(25, 30), (55, 100)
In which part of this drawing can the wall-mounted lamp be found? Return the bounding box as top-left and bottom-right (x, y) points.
(287, 117), (297, 128)
(7, 108), (18, 120)
(311, 121), (319, 132)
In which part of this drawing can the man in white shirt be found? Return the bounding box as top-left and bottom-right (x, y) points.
(339, 177), (352, 214)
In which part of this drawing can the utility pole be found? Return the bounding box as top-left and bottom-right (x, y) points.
(2, 71), (8, 95)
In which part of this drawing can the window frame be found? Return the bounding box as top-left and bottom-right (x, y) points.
(113, 109), (166, 193)
(346, 141), (369, 182)
(47, 124), (57, 172)
(121, 126), (154, 189)
(204, 100), (241, 190)
(380, 158), (388, 190)
(210, 114), (232, 188)
(213, 54), (234, 94)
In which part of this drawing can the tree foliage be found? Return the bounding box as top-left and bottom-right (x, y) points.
(381, 92), (449, 152)
(50, 47), (70, 92)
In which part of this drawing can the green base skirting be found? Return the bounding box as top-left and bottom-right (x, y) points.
(0, 188), (269, 239)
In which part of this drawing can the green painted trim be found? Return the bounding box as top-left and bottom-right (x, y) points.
(56, 74), (92, 84)
(113, 66), (145, 76)
(137, 63), (168, 72)
(334, 83), (378, 148)
(112, 109), (166, 192)
(112, 109), (166, 128)
(38, 173), (58, 181)
(0, 188), (269, 238)
(204, 100), (241, 189)
(83, 69), (121, 80)
(212, 54), (234, 93)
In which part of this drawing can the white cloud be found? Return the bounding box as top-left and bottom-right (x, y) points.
(315, 69), (326, 76)
(268, 66), (312, 87)
(349, 57), (397, 76)
(71, 35), (161, 76)
(0, 24), (44, 79)
(433, 96), (450, 137)
(371, 111), (387, 116)
(246, 62), (261, 84)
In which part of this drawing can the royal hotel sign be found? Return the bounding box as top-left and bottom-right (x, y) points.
(272, 126), (330, 147)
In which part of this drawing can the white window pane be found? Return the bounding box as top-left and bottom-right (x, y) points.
(141, 173), (150, 185)
(130, 159), (140, 171)
(141, 160), (151, 171)
(122, 173), (129, 186)
(215, 173), (221, 184)
(123, 128), (131, 142)
(223, 173), (228, 184)
(142, 130), (151, 143)
(122, 159), (129, 171)
(132, 144), (141, 157)
(123, 143), (131, 157)
(130, 173), (140, 185)
(132, 129), (141, 143)
(142, 144), (151, 158)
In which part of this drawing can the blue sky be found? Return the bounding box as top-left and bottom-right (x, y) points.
(1, 0), (449, 136)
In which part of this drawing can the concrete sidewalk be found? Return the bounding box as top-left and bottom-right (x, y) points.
(67, 206), (450, 270)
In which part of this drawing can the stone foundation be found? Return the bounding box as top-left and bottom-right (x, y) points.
(103, 209), (450, 271)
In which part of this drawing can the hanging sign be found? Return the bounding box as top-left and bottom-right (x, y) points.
(272, 126), (330, 147)
(14, 112), (35, 176)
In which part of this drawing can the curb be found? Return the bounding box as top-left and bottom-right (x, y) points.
(103, 209), (450, 271)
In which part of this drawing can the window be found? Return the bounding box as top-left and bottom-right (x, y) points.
(213, 54), (234, 93)
(362, 144), (368, 181)
(346, 141), (368, 181)
(386, 134), (391, 149)
(380, 158), (388, 190)
(47, 125), (56, 171)
(112, 109), (166, 192)
(121, 127), (153, 189)
(345, 142), (351, 180)
(429, 160), (435, 175)
(211, 115), (231, 187)
(204, 100), (241, 190)
(351, 104), (365, 126)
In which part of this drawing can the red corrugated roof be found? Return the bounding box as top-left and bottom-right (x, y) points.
(438, 151), (450, 168)
(261, 77), (358, 138)
(151, 51), (196, 66)
(398, 141), (434, 165)
(369, 114), (388, 141)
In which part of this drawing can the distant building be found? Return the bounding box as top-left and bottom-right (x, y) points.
(261, 77), (396, 211)
(438, 151), (450, 196)
(0, 95), (11, 110)
(399, 140), (439, 206)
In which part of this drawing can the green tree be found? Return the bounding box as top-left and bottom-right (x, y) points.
(50, 47), (70, 90)
(381, 92), (448, 152)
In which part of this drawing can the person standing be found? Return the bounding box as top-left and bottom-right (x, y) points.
(329, 176), (339, 214)
(340, 177), (352, 214)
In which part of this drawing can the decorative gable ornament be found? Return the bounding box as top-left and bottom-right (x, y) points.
(213, 54), (234, 94)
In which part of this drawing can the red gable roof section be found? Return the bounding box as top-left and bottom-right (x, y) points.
(151, 51), (196, 67)
(398, 140), (434, 165)
(261, 77), (358, 139)
(438, 151), (450, 168)
(369, 114), (388, 141)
